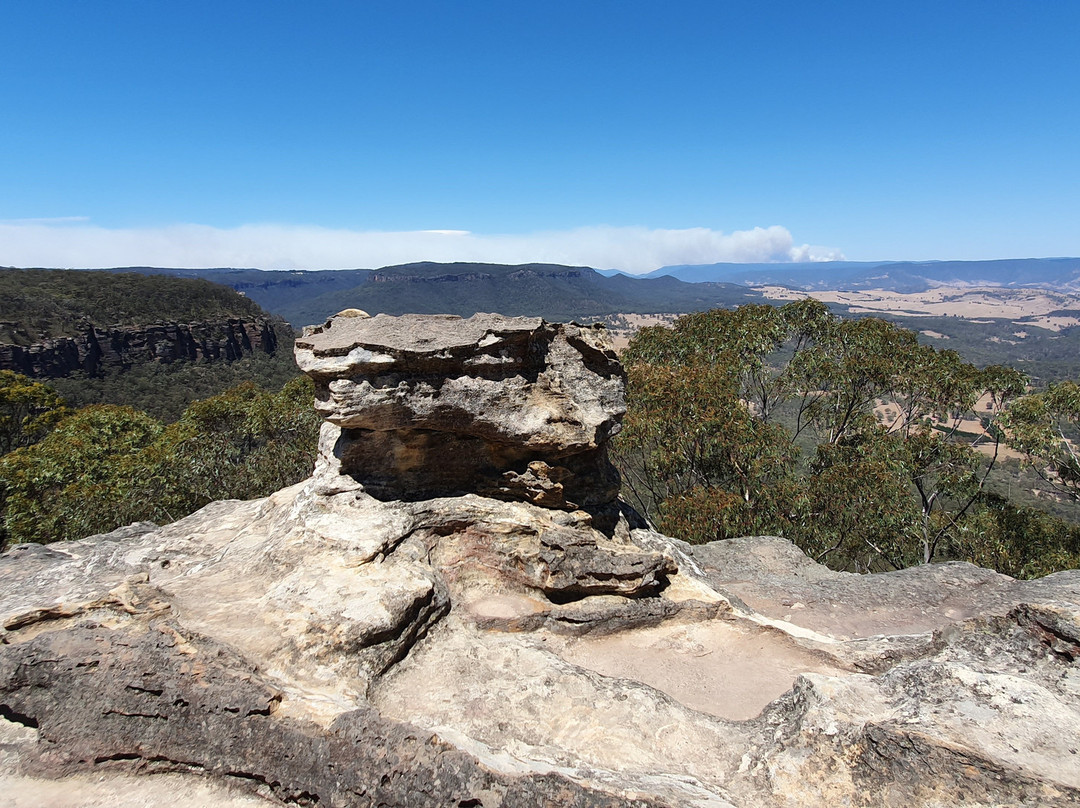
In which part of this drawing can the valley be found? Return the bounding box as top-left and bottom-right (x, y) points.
(757, 285), (1080, 330)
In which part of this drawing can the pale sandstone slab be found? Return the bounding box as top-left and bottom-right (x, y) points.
(3, 484), (1079, 807)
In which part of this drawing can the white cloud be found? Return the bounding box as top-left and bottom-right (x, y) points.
(0, 221), (844, 273)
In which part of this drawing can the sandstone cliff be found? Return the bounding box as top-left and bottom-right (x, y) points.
(1, 312), (1078, 807)
(0, 317), (279, 379)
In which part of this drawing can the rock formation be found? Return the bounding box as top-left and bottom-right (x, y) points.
(0, 317), (279, 379)
(294, 313), (625, 509)
(1, 312), (1079, 807)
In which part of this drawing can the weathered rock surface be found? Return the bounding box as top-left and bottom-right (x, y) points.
(2, 489), (1078, 807)
(1, 312), (1079, 807)
(295, 313), (625, 508)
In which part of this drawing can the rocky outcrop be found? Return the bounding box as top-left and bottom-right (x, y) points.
(295, 313), (625, 509)
(0, 317), (279, 378)
(1, 311), (1078, 807)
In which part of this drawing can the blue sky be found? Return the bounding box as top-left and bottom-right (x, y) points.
(2, 1), (1078, 271)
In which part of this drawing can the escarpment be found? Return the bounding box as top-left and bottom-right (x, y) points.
(0, 317), (279, 378)
(1, 311), (1079, 807)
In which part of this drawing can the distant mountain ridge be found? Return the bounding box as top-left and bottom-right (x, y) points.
(648, 257), (1080, 292)
(13, 257), (1080, 329)
(81, 262), (767, 327)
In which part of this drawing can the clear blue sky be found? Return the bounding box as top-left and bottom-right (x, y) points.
(2, 1), (1078, 271)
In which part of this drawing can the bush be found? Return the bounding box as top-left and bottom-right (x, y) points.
(0, 378), (320, 549)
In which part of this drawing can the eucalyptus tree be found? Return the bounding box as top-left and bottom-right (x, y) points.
(0, 377), (319, 548)
(613, 302), (1027, 571)
(0, 371), (69, 455)
(0, 404), (163, 546)
(1002, 380), (1080, 501)
(614, 300), (827, 540)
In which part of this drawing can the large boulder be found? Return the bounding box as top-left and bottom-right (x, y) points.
(294, 313), (625, 508)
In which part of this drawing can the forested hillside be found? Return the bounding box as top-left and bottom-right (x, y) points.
(0, 373), (319, 551)
(875, 313), (1080, 386)
(0, 268), (300, 421)
(613, 302), (1080, 577)
(0, 269), (270, 343)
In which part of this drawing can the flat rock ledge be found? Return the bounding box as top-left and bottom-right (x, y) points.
(2, 487), (1078, 807)
(1, 312), (1079, 807)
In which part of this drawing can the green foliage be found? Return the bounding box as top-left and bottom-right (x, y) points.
(139, 376), (321, 521)
(616, 301), (824, 532)
(614, 302), (1032, 573)
(0, 371), (69, 454)
(0, 378), (320, 549)
(1001, 380), (1080, 500)
(949, 494), (1080, 579)
(0, 405), (163, 546)
(799, 435), (921, 571)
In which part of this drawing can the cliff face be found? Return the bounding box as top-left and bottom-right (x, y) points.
(369, 270), (497, 283)
(0, 317), (278, 378)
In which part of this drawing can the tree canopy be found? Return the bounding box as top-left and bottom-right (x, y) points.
(0, 370), (69, 455)
(611, 301), (1061, 573)
(1002, 381), (1080, 499)
(0, 376), (319, 549)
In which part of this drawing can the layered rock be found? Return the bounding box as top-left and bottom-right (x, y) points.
(1, 312), (1079, 807)
(295, 313), (625, 508)
(0, 317), (279, 379)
